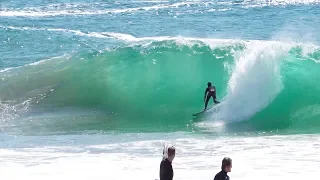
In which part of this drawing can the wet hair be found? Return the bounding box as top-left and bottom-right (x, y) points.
(207, 82), (212, 87)
(221, 157), (232, 170)
(162, 145), (175, 160)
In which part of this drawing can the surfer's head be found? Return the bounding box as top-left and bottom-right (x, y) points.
(162, 144), (175, 162)
(207, 82), (212, 87)
(221, 157), (232, 172)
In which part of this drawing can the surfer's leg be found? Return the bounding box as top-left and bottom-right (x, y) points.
(213, 96), (220, 104)
(204, 96), (210, 110)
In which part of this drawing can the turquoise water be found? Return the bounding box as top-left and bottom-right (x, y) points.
(1, 1), (320, 179)
(1, 0), (320, 134)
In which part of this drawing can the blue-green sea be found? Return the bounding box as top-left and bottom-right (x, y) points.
(1, 0), (320, 179)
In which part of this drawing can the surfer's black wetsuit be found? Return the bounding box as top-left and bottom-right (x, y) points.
(204, 86), (219, 110)
(214, 170), (229, 180)
(160, 159), (173, 180)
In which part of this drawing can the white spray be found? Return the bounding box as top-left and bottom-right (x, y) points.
(208, 41), (291, 123)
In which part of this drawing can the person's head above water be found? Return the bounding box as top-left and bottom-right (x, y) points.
(207, 82), (212, 87)
(162, 144), (175, 162)
(221, 157), (232, 172)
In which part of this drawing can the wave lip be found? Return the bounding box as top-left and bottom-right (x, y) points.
(208, 41), (286, 122)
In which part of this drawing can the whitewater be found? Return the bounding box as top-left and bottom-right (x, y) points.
(1, 0), (320, 179)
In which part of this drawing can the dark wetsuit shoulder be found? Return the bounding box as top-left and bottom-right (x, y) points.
(214, 171), (229, 180)
(160, 159), (173, 180)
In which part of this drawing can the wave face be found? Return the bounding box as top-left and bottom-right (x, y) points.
(1, 39), (320, 134)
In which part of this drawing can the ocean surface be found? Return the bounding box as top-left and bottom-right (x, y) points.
(1, 0), (320, 179)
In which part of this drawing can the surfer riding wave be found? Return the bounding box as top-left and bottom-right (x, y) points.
(204, 82), (220, 110)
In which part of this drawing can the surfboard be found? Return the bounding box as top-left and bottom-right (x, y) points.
(192, 106), (214, 116)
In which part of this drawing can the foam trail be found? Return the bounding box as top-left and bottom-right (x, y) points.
(0, 100), (30, 123)
(0, 26), (108, 39)
(0, 25), (249, 45)
(260, 0), (320, 4)
(0, 68), (13, 73)
(0, 25), (171, 41)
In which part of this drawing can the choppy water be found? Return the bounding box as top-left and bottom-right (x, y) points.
(1, 0), (320, 179)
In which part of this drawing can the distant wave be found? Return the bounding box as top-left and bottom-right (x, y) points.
(0, 2), (197, 17)
(2, 25), (319, 51)
(1, 0), (319, 17)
